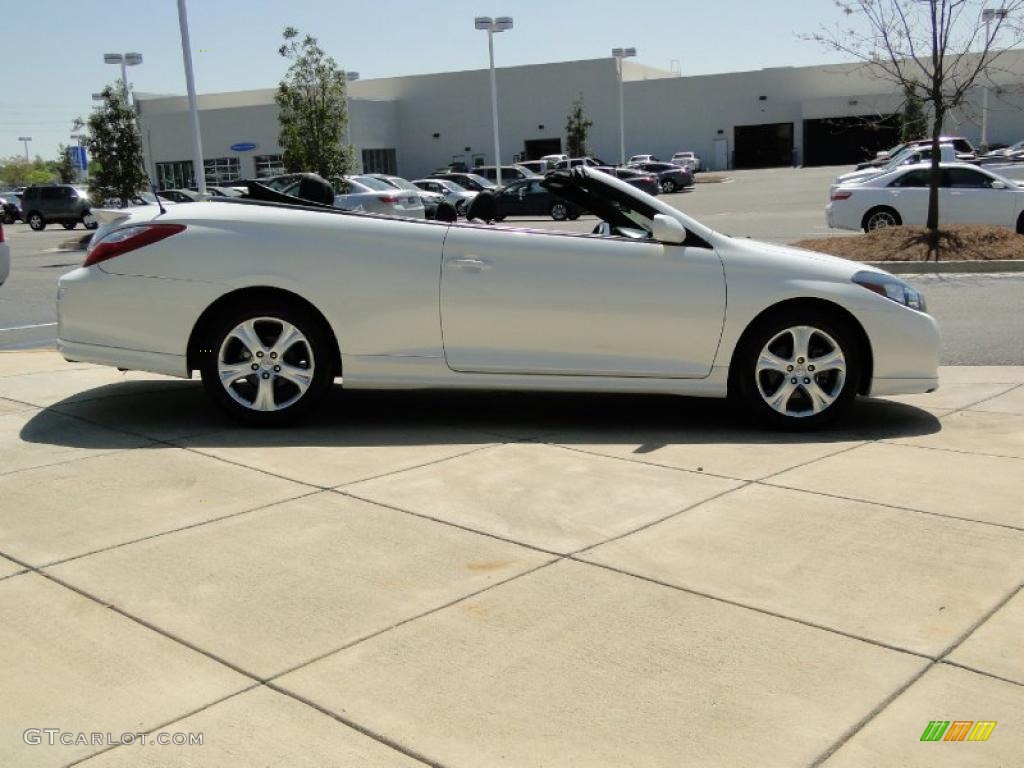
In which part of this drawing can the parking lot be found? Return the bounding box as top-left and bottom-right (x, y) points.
(1, 350), (1022, 766)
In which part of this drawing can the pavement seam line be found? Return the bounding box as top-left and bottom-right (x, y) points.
(805, 582), (1024, 767)
(939, 659), (1024, 689)
(29, 567), (455, 768)
(875, 439), (1024, 462)
(64, 684), (264, 767)
(329, 441), (506, 490)
(759, 480), (1024, 533)
(33, 488), (328, 570)
(568, 556), (934, 661)
(938, 382), (1023, 417)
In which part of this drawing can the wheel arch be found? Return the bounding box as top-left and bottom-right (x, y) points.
(727, 297), (874, 396)
(187, 286), (342, 377)
(861, 205), (901, 232)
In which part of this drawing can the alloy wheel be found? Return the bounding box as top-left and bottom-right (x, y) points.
(754, 325), (847, 418)
(866, 210), (897, 231)
(217, 317), (315, 412)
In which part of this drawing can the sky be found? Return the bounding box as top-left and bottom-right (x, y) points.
(2, 0), (866, 160)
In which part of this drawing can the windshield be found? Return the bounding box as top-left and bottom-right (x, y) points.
(465, 174), (495, 189)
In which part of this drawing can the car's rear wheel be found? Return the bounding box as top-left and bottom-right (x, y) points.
(550, 202), (569, 221)
(862, 206), (901, 232)
(200, 303), (335, 425)
(62, 221), (77, 230)
(733, 310), (860, 428)
(27, 212), (45, 231)
(661, 179), (677, 193)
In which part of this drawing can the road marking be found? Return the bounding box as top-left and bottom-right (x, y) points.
(0, 322), (57, 332)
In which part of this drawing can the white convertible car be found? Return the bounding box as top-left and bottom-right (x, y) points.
(58, 168), (939, 427)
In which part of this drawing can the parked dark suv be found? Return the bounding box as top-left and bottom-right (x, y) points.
(21, 185), (96, 231)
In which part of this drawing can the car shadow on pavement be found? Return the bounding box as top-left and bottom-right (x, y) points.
(18, 379), (942, 451)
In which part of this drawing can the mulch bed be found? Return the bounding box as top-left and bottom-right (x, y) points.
(793, 225), (1024, 262)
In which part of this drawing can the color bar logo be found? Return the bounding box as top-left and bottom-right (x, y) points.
(920, 721), (997, 742)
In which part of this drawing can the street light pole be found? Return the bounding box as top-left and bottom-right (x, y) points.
(612, 47), (636, 166)
(475, 16), (513, 187)
(981, 7), (1008, 149)
(176, 0), (206, 194)
(17, 136), (31, 162)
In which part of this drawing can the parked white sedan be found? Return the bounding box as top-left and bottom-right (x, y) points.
(828, 162), (1024, 232)
(57, 168), (938, 427)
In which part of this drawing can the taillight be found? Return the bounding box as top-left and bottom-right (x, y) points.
(377, 195), (400, 203)
(831, 190), (853, 201)
(83, 223), (186, 267)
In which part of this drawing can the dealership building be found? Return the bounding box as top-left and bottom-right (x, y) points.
(135, 51), (1024, 187)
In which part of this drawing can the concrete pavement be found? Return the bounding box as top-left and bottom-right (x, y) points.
(0, 350), (1022, 767)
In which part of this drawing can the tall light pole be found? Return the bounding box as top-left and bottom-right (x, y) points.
(981, 7), (1009, 149)
(475, 15), (513, 187)
(612, 47), (637, 166)
(343, 70), (360, 148)
(17, 136), (31, 162)
(103, 52), (143, 97)
(176, 0), (206, 193)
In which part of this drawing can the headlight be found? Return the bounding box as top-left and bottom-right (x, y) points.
(852, 270), (926, 312)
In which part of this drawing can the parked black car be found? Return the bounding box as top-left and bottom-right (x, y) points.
(20, 184), (96, 230)
(627, 161), (694, 192)
(1, 192), (22, 224)
(594, 167), (661, 196)
(494, 178), (583, 221)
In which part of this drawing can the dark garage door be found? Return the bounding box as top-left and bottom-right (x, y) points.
(734, 123), (794, 169)
(803, 115), (901, 167)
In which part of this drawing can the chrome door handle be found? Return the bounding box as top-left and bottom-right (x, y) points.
(449, 256), (491, 270)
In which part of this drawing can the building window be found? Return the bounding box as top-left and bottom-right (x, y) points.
(204, 157), (241, 185)
(155, 161), (195, 190)
(361, 148), (397, 175)
(255, 154), (284, 178)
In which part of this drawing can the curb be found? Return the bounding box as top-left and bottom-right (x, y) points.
(865, 259), (1024, 274)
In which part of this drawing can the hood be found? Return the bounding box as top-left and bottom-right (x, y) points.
(727, 237), (888, 280)
(835, 167), (885, 185)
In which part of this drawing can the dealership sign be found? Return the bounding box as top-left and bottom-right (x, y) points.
(230, 142), (258, 152)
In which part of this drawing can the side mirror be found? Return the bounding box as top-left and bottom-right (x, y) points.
(652, 213), (686, 244)
(991, 180), (1007, 189)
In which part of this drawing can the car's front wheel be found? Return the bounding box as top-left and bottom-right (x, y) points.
(27, 212), (45, 231)
(550, 202), (569, 221)
(200, 303), (335, 425)
(733, 310), (860, 428)
(661, 179), (677, 193)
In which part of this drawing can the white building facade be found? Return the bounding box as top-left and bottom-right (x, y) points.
(135, 53), (1024, 187)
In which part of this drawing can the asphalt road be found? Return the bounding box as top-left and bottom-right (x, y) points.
(2, 166), (1021, 364)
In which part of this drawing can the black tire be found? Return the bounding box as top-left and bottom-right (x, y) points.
(1, 212), (12, 225)
(63, 221), (77, 230)
(550, 201), (569, 221)
(27, 212), (45, 231)
(731, 308), (861, 429)
(199, 300), (335, 426)
(1016, 211), (1024, 235)
(862, 206), (901, 233)
(661, 179), (677, 193)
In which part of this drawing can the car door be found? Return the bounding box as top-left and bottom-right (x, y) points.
(496, 182), (527, 216)
(440, 225), (726, 378)
(940, 167), (1013, 225)
(884, 169), (931, 225)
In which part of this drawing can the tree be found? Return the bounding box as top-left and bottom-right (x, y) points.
(55, 144), (77, 184)
(565, 94), (594, 158)
(900, 82), (929, 142)
(74, 84), (147, 204)
(810, 0), (1024, 252)
(0, 156), (54, 186)
(276, 26), (354, 177)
